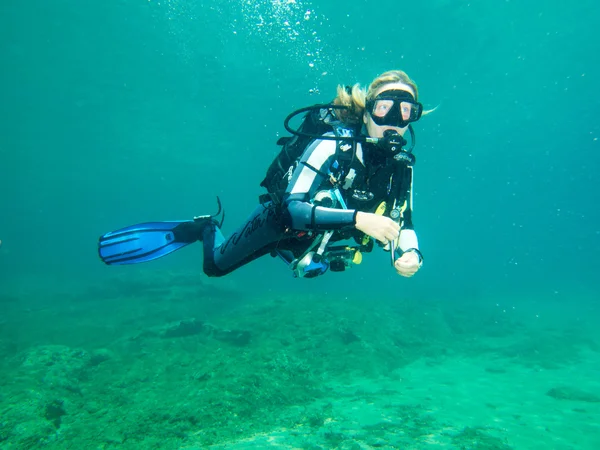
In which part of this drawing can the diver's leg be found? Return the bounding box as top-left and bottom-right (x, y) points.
(202, 202), (287, 277)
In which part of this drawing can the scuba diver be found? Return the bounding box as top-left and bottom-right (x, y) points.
(98, 70), (427, 279)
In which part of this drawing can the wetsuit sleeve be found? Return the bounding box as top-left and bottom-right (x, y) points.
(283, 138), (357, 231)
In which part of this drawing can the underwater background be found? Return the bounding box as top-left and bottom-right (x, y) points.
(1, 0), (599, 448)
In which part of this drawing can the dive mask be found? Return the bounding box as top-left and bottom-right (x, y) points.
(366, 89), (423, 128)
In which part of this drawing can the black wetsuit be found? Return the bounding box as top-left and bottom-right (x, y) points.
(201, 135), (415, 277)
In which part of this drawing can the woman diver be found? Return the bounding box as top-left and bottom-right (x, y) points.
(98, 70), (427, 279)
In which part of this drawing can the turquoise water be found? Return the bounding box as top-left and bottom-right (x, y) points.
(1, 0), (599, 448)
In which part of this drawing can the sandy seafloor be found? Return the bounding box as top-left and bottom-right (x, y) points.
(1, 270), (599, 449)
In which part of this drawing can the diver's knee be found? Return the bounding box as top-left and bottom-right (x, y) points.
(203, 262), (229, 278)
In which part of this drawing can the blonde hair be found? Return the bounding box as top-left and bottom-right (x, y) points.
(333, 70), (425, 126)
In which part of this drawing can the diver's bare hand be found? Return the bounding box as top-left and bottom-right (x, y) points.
(394, 251), (420, 278)
(355, 211), (399, 244)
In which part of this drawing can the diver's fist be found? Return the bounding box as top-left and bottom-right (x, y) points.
(394, 251), (420, 277)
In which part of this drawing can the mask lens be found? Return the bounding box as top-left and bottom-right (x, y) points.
(372, 99), (394, 118)
(400, 101), (413, 121)
(401, 101), (422, 121)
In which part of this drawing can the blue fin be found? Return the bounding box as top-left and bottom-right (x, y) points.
(98, 221), (193, 265)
